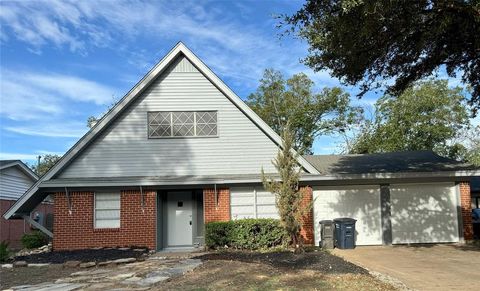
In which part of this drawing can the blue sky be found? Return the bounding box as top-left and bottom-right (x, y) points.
(0, 0), (473, 166)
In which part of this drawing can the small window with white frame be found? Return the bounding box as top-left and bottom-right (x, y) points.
(148, 111), (217, 138)
(94, 192), (120, 228)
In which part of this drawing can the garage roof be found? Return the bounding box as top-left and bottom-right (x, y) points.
(304, 150), (477, 175)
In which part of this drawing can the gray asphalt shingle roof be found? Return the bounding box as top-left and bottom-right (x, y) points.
(0, 160), (20, 167)
(303, 150), (476, 175)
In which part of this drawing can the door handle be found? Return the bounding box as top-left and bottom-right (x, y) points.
(189, 221), (192, 225)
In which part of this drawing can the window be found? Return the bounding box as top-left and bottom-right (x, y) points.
(148, 111), (217, 138)
(94, 192), (120, 228)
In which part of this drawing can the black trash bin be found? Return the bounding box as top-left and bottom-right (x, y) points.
(319, 220), (334, 249)
(333, 218), (357, 249)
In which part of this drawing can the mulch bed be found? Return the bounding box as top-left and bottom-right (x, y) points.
(196, 249), (368, 274)
(14, 247), (149, 264)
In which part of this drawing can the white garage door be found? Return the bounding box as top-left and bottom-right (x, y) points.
(230, 187), (279, 219)
(390, 183), (459, 244)
(313, 185), (382, 246)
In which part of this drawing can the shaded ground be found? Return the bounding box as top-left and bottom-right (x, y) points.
(333, 244), (480, 291)
(197, 250), (368, 274)
(13, 247), (148, 264)
(159, 259), (394, 291)
(0, 264), (80, 290)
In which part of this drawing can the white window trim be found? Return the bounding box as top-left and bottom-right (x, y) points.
(94, 191), (121, 229)
(148, 111), (218, 139)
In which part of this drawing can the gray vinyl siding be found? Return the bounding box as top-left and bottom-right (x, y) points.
(0, 167), (35, 200)
(58, 56), (279, 178)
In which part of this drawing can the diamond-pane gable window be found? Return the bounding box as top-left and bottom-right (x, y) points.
(148, 112), (171, 137)
(173, 112), (195, 136)
(148, 111), (217, 138)
(196, 111), (217, 136)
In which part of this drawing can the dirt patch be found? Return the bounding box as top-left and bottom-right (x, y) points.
(159, 260), (395, 291)
(0, 265), (80, 290)
(195, 250), (368, 274)
(13, 247), (148, 264)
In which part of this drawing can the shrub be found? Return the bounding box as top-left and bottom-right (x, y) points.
(21, 231), (48, 249)
(0, 241), (10, 262)
(205, 218), (287, 250)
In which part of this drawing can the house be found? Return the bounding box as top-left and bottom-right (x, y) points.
(0, 160), (53, 248)
(3, 43), (478, 251)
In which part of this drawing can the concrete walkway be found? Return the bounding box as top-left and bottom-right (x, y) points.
(333, 244), (479, 291)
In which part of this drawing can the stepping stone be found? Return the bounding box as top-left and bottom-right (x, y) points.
(28, 263), (50, 267)
(71, 269), (111, 276)
(64, 260), (82, 268)
(135, 275), (170, 287)
(107, 272), (136, 280)
(98, 260), (113, 267)
(112, 258), (136, 264)
(79, 262), (96, 268)
(13, 261), (27, 268)
(1, 264), (13, 268)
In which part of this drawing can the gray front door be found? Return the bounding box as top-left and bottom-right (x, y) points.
(167, 191), (193, 246)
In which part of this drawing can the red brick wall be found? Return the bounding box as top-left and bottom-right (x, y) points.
(0, 199), (54, 249)
(204, 188), (230, 223)
(300, 186), (314, 245)
(459, 182), (473, 240)
(53, 190), (156, 251)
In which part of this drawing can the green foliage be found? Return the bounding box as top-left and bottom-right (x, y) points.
(247, 69), (361, 154)
(282, 0), (480, 113)
(31, 154), (62, 177)
(0, 241), (11, 262)
(87, 116), (98, 128)
(347, 80), (470, 157)
(262, 123), (311, 251)
(21, 231), (48, 249)
(205, 219), (287, 250)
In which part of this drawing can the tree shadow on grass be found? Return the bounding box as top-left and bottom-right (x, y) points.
(195, 250), (369, 274)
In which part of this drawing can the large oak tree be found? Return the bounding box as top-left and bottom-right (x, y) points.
(346, 80), (474, 163)
(247, 69), (361, 154)
(282, 0), (480, 113)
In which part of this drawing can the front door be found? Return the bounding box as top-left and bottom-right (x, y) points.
(167, 191), (193, 246)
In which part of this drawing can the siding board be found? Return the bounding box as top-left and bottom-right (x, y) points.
(0, 167), (35, 200)
(58, 56), (279, 178)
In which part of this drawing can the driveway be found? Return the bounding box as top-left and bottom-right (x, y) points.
(332, 244), (479, 291)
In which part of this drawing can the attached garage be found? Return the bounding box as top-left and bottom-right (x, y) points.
(390, 183), (459, 244)
(305, 151), (477, 246)
(312, 183), (461, 246)
(313, 185), (383, 246)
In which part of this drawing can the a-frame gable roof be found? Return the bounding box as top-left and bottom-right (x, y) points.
(0, 160), (38, 182)
(4, 42), (318, 219)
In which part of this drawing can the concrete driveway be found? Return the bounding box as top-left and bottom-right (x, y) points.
(333, 244), (479, 291)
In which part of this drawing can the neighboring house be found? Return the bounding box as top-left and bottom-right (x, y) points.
(3, 43), (479, 251)
(0, 160), (53, 248)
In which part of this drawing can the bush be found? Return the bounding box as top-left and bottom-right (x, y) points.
(205, 219), (287, 250)
(0, 241), (10, 262)
(21, 231), (48, 249)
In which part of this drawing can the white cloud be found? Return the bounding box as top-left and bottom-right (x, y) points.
(0, 151), (65, 163)
(0, 0), (339, 92)
(5, 121), (88, 138)
(0, 70), (116, 121)
(0, 152), (40, 161)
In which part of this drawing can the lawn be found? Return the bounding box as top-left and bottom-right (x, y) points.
(0, 249), (396, 290)
(159, 250), (396, 291)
